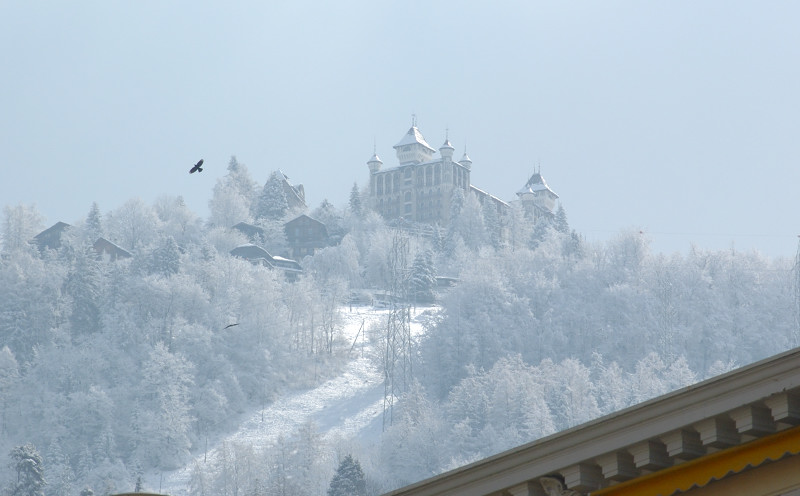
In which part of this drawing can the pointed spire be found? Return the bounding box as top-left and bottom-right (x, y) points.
(367, 138), (382, 172)
(440, 128), (455, 160)
(459, 144), (472, 169)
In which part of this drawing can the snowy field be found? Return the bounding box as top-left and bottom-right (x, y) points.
(155, 305), (434, 495)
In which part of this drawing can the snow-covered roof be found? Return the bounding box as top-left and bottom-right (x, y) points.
(393, 126), (436, 152)
(517, 172), (558, 198)
(469, 185), (510, 207)
(367, 153), (382, 164)
(440, 138), (454, 150)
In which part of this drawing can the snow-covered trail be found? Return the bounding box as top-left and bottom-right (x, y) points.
(156, 306), (430, 495)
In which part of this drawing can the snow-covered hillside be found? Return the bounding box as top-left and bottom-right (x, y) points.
(155, 306), (433, 496)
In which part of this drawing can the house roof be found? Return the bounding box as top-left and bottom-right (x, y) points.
(32, 221), (71, 250)
(230, 244), (303, 273)
(285, 214), (326, 230)
(383, 347), (800, 496)
(34, 221), (71, 240)
(93, 237), (132, 259)
(232, 222), (266, 238)
(230, 243), (271, 260)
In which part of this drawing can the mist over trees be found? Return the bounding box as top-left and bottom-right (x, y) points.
(1, 159), (797, 494)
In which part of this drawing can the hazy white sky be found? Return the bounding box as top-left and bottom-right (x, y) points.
(2, 1), (799, 257)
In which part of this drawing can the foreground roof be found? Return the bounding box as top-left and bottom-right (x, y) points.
(383, 347), (800, 496)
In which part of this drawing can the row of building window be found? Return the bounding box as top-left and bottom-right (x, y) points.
(373, 163), (469, 195)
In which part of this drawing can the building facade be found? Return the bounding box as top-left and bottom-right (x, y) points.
(367, 123), (508, 227)
(516, 171), (559, 225)
(284, 214), (329, 260)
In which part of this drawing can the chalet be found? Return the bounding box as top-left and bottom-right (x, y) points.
(32, 221), (71, 252)
(230, 243), (303, 281)
(383, 347), (800, 496)
(231, 222), (266, 244)
(93, 238), (133, 261)
(284, 214), (329, 259)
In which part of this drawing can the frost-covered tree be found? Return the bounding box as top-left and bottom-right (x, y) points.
(105, 197), (161, 251)
(209, 156), (258, 227)
(134, 343), (194, 469)
(452, 192), (487, 251)
(349, 182), (363, 217)
(328, 454), (366, 496)
(65, 246), (103, 335)
(410, 249), (436, 304)
(149, 235), (181, 276)
(255, 171), (289, 221)
(8, 444), (46, 496)
(313, 199), (347, 246)
(2, 203), (43, 254)
(0, 346), (19, 436)
(554, 203), (569, 234)
(481, 200), (502, 250)
(154, 195), (200, 246)
(85, 202), (103, 241)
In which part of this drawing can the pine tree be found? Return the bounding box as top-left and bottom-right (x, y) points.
(255, 171), (289, 221)
(411, 250), (436, 304)
(150, 235), (181, 276)
(86, 202), (103, 240)
(65, 247), (102, 335)
(9, 444), (46, 496)
(482, 200), (502, 250)
(349, 182), (363, 217)
(327, 454), (366, 496)
(554, 203), (569, 234)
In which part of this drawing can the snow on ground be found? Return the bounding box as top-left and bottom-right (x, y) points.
(155, 305), (434, 495)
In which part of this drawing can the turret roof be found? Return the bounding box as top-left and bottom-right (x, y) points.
(517, 172), (558, 198)
(394, 126), (436, 152)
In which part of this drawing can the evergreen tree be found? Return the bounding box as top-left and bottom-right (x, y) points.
(410, 250), (436, 304)
(8, 444), (46, 496)
(2, 204), (43, 254)
(327, 454), (366, 496)
(482, 200), (502, 250)
(554, 203), (569, 234)
(65, 247), (103, 335)
(444, 188), (466, 255)
(349, 182), (363, 217)
(528, 217), (552, 250)
(313, 199), (347, 245)
(150, 235), (181, 276)
(255, 171), (289, 221)
(86, 202), (103, 241)
(209, 157), (258, 227)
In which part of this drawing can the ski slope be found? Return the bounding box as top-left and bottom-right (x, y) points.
(155, 305), (433, 495)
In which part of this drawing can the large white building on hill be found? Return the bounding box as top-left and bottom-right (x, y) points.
(366, 121), (558, 228)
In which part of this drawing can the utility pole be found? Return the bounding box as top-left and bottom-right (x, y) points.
(383, 229), (413, 430)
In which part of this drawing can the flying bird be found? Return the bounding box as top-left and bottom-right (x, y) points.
(223, 323), (239, 330)
(189, 159), (204, 174)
